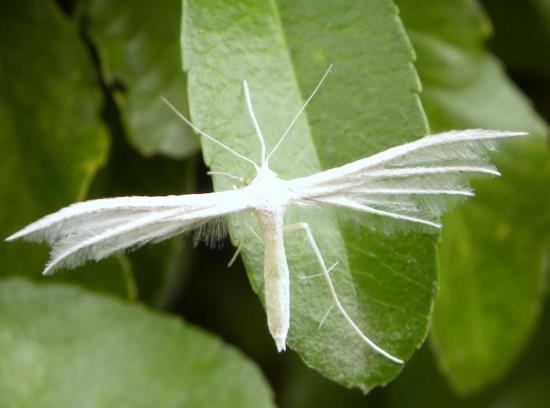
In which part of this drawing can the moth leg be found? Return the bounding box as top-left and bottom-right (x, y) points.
(207, 171), (245, 183)
(227, 245), (242, 268)
(299, 260), (338, 281)
(284, 222), (403, 364)
(227, 223), (263, 268)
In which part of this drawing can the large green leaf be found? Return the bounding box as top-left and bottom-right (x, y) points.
(397, 0), (550, 393)
(0, 278), (273, 407)
(0, 0), (132, 298)
(82, 0), (199, 158)
(184, 0), (434, 389)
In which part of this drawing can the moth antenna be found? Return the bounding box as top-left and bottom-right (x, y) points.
(161, 96), (259, 169)
(266, 64), (333, 163)
(242, 80), (267, 166)
(207, 171), (244, 182)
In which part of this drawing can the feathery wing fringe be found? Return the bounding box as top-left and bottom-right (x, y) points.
(6, 194), (215, 243)
(291, 129), (525, 231)
(7, 190), (249, 275)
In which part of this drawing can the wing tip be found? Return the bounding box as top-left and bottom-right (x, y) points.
(439, 129), (529, 139)
(5, 221), (47, 242)
(42, 262), (57, 276)
(494, 130), (529, 138)
(474, 129), (529, 138)
(5, 229), (26, 242)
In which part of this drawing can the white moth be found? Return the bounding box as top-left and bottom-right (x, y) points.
(6, 66), (525, 364)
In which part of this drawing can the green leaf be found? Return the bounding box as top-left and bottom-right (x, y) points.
(184, 0), (434, 389)
(82, 0), (199, 158)
(0, 278), (274, 407)
(281, 354), (368, 408)
(397, 0), (550, 393)
(0, 0), (132, 298)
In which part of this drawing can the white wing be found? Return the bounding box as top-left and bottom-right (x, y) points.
(6, 189), (250, 274)
(289, 129), (526, 231)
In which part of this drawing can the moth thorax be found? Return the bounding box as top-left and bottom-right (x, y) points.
(249, 167), (291, 213)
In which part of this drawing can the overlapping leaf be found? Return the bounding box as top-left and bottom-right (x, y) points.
(398, 0), (550, 393)
(82, 0), (199, 158)
(0, 278), (274, 407)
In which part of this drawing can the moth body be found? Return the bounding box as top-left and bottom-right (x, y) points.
(247, 166), (293, 351)
(256, 208), (289, 351)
